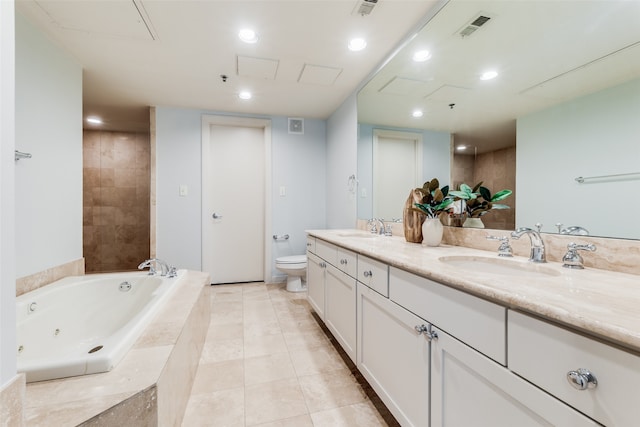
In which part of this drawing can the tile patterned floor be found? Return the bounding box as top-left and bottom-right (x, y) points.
(182, 282), (399, 427)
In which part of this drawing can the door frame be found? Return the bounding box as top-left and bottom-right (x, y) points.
(372, 129), (423, 219)
(201, 115), (272, 283)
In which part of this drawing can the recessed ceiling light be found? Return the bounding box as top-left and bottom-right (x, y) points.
(238, 28), (259, 44)
(412, 50), (431, 62)
(480, 70), (498, 80)
(348, 38), (367, 52)
(412, 110), (424, 118)
(238, 91), (252, 100)
(456, 145), (467, 151)
(86, 116), (103, 125)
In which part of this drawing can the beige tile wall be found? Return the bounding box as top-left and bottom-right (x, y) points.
(83, 130), (151, 273)
(452, 146), (516, 231)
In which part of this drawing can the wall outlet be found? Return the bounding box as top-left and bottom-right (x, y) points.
(179, 185), (188, 197)
(279, 186), (286, 196)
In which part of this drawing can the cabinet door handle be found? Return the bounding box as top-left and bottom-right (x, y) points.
(566, 368), (598, 390)
(414, 324), (438, 341)
(340, 259), (347, 265)
(363, 270), (372, 277)
(414, 324), (429, 334)
(320, 262), (326, 268)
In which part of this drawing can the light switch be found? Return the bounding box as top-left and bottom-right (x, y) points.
(179, 185), (188, 197)
(361, 188), (368, 198)
(279, 186), (286, 196)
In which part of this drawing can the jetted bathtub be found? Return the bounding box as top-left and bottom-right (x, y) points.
(17, 270), (185, 382)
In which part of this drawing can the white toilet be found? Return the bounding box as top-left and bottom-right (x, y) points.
(275, 255), (307, 292)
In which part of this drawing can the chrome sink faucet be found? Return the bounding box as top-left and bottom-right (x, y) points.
(367, 218), (385, 235)
(138, 258), (177, 277)
(511, 227), (546, 263)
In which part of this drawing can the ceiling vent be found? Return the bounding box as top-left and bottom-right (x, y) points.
(288, 118), (304, 134)
(459, 14), (492, 38)
(354, 0), (378, 16)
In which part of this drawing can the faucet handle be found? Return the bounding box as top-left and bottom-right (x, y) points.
(486, 235), (513, 257)
(535, 223), (543, 232)
(562, 242), (596, 269)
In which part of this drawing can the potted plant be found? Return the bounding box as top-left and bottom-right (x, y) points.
(410, 179), (454, 246)
(448, 182), (512, 228)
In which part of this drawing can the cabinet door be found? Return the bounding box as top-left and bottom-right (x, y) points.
(357, 283), (430, 427)
(306, 253), (326, 320)
(325, 264), (357, 362)
(431, 328), (599, 427)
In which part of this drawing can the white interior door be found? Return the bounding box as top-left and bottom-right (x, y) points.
(202, 118), (269, 284)
(373, 130), (422, 220)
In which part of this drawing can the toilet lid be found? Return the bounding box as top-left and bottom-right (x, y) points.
(276, 255), (307, 264)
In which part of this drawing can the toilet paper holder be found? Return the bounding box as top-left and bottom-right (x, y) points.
(272, 234), (290, 241)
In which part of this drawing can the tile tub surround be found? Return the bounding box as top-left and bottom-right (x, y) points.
(24, 270), (210, 426)
(16, 258), (85, 296)
(310, 229), (640, 354)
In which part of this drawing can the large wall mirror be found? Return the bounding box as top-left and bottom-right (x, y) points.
(357, 0), (640, 239)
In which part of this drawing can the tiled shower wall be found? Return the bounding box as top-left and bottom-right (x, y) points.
(83, 130), (150, 273)
(452, 146), (516, 231)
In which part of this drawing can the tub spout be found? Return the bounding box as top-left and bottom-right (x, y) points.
(138, 258), (176, 277)
(138, 259), (157, 275)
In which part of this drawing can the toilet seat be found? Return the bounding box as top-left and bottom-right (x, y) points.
(276, 255), (307, 265)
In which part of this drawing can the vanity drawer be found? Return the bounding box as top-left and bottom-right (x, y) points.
(315, 239), (337, 265)
(357, 255), (388, 297)
(337, 247), (357, 278)
(508, 311), (640, 427)
(389, 267), (506, 365)
(306, 236), (316, 254)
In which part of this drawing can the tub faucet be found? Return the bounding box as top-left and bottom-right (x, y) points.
(511, 227), (546, 263)
(138, 258), (177, 277)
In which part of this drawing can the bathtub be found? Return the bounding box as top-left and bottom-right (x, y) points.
(17, 270), (185, 383)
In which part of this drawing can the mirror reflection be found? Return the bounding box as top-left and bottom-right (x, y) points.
(357, 0), (640, 239)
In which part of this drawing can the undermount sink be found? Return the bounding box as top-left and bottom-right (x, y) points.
(438, 256), (561, 278)
(337, 232), (380, 239)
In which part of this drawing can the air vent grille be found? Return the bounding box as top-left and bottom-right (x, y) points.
(459, 14), (492, 38)
(288, 118), (304, 134)
(355, 0), (378, 16)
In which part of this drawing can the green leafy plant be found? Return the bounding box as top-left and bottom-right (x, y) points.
(448, 182), (512, 218)
(410, 178), (454, 218)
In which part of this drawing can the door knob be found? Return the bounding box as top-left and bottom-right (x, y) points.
(212, 213), (223, 219)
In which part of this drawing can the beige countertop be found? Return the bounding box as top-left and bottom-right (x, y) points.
(307, 229), (640, 354)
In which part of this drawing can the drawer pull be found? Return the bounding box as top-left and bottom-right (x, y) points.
(363, 270), (373, 277)
(414, 325), (438, 341)
(320, 262), (327, 268)
(567, 368), (598, 390)
(340, 259), (347, 265)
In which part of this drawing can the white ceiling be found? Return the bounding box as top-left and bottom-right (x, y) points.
(16, 0), (443, 132)
(358, 0), (640, 153)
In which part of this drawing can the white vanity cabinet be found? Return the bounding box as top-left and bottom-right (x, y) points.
(306, 232), (628, 427)
(306, 238), (357, 359)
(356, 282), (430, 427)
(325, 261), (357, 361)
(306, 252), (326, 320)
(431, 326), (599, 427)
(509, 310), (640, 427)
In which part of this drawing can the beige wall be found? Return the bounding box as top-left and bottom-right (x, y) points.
(83, 130), (150, 273)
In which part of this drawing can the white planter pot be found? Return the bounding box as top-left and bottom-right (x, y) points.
(422, 218), (444, 247)
(463, 217), (485, 229)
